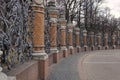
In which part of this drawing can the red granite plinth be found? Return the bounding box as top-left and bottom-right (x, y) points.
(6, 61), (39, 80)
(98, 46), (102, 50)
(91, 46), (95, 51)
(74, 48), (77, 54)
(84, 46), (88, 51)
(59, 50), (63, 60)
(38, 58), (48, 80)
(53, 53), (59, 63)
(69, 48), (74, 55)
(77, 47), (81, 53)
(104, 46), (109, 50)
(48, 54), (54, 66)
(63, 50), (68, 58)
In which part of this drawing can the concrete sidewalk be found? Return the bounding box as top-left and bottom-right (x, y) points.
(47, 49), (120, 80)
(47, 52), (86, 80)
(79, 49), (120, 80)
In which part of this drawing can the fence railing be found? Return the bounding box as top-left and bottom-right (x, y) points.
(0, 0), (120, 71)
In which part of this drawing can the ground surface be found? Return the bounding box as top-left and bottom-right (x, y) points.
(47, 49), (120, 80)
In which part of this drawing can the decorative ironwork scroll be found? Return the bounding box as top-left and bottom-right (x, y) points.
(0, 0), (33, 70)
(44, 6), (51, 54)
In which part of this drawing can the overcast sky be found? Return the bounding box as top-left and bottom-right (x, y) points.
(103, 0), (120, 18)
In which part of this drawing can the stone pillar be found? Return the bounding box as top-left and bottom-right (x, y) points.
(90, 32), (94, 50)
(68, 22), (74, 54)
(32, 1), (48, 80)
(75, 27), (81, 53)
(118, 31), (120, 48)
(112, 34), (116, 49)
(97, 33), (102, 50)
(104, 33), (109, 49)
(116, 31), (120, 47)
(83, 30), (88, 51)
(59, 19), (67, 57)
(48, 1), (59, 63)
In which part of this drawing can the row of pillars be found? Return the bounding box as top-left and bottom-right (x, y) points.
(31, 0), (120, 80)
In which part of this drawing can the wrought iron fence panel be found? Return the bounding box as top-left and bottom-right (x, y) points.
(57, 23), (61, 50)
(0, 0), (33, 70)
(108, 35), (112, 46)
(66, 25), (69, 48)
(73, 28), (76, 47)
(101, 34), (104, 46)
(87, 34), (90, 47)
(94, 35), (97, 47)
(44, 6), (50, 54)
(80, 31), (84, 47)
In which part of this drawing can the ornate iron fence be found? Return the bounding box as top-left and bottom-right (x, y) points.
(44, 6), (50, 54)
(0, 0), (33, 70)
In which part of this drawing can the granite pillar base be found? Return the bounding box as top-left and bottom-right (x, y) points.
(98, 45), (102, 50)
(6, 61), (39, 80)
(63, 50), (68, 58)
(84, 46), (88, 51)
(53, 53), (59, 63)
(38, 58), (48, 80)
(32, 52), (48, 80)
(76, 46), (81, 53)
(69, 46), (74, 55)
(105, 46), (109, 50)
(112, 45), (116, 49)
(91, 46), (95, 51)
(50, 48), (59, 64)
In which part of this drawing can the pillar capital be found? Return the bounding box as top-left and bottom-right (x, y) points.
(97, 32), (102, 36)
(60, 26), (66, 29)
(83, 30), (87, 33)
(47, 0), (58, 24)
(48, 9), (58, 18)
(67, 24), (73, 27)
(90, 32), (94, 35)
(75, 27), (80, 30)
(32, 0), (44, 11)
(67, 22), (74, 28)
(112, 34), (116, 39)
(75, 27), (80, 34)
(48, 0), (56, 6)
(104, 33), (108, 38)
(83, 30), (87, 36)
(33, 0), (44, 6)
(59, 19), (67, 25)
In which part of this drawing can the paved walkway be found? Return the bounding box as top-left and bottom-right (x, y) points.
(47, 49), (120, 80)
